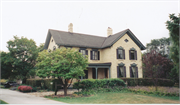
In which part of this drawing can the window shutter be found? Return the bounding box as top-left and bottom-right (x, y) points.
(90, 51), (92, 60)
(129, 50), (131, 60)
(117, 49), (119, 59)
(123, 49), (125, 59)
(124, 66), (126, 77)
(79, 50), (81, 52)
(135, 50), (137, 60)
(130, 67), (132, 77)
(98, 51), (100, 60)
(117, 66), (119, 78)
(86, 50), (88, 55)
(136, 67), (138, 78)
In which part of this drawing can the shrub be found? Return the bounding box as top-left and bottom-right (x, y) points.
(73, 78), (126, 93)
(26, 78), (63, 91)
(120, 78), (175, 87)
(18, 85), (33, 92)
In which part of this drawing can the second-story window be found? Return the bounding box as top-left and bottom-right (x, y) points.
(91, 50), (100, 60)
(129, 48), (137, 60)
(117, 46), (125, 59)
(79, 49), (88, 58)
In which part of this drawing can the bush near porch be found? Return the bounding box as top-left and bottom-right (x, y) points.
(120, 78), (175, 87)
(73, 78), (126, 95)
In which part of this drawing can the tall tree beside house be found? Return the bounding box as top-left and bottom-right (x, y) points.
(143, 50), (173, 91)
(166, 14), (179, 83)
(6, 36), (39, 83)
(36, 48), (89, 96)
(0, 51), (14, 79)
(146, 37), (170, 57)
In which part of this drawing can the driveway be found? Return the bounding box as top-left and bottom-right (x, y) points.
(0, 88), (66, 104)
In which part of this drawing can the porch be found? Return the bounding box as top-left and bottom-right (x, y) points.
(80, 63), (111, 80)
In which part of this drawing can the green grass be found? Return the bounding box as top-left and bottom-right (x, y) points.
(0, 100), (8, 104)
(46, 91), (180, 104)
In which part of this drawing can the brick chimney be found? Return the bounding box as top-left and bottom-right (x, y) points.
(68, 23), (73, 32)
(107, 27), (112, 37)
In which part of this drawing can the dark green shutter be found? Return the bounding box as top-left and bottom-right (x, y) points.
(123, 49), (125, 59)
(98, 51), (100, 60)
(117, 66), (119, 78)
(90, 51), (92, 60)
(136, 67), (138, 78)
(129, 50), (131, 60)
(124, 66), (126, 77)
(117, 49), (119, 59)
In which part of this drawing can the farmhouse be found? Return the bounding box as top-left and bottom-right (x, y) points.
(44, 23), (146, 80)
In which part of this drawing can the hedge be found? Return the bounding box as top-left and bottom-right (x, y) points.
(26, 78), (63, 91)
(73, 78), (126, 91)
(119, 78), (175, 87)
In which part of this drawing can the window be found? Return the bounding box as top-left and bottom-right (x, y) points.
(130, 66), (138, 78)
(79, 49), (88, 58)
(91, 50), (100, 60)
(117, 65), (126, 77)
(117, 47), (125, 59)
(51, 39), (53, 42)
(129, 48), (137, 60)
(53, 46), (56, 51)
(124, 39), (128, 42)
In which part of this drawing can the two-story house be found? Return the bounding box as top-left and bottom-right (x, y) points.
(44, 23), (146, 80)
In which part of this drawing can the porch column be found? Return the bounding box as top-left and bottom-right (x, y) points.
(81, 76), (83, 81)
(95, 67), (98, 79)
(109, 67), (111, 78)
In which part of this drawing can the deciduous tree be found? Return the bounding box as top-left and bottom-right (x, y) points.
(36, 48), (89, 96)
(166, 13), (179, 82)
(143, 50), (173, 91)
(7, 36), (38, 83)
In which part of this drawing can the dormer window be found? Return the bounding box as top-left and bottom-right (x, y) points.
(117, 46), (125, 59)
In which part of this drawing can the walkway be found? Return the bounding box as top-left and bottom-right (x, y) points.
(0, 88), (66, 104)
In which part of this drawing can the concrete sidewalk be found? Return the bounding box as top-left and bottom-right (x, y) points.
(0, 88), (67, 104)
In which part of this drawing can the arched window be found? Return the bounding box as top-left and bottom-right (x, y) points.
(116, 46), (125, 59)
(129, 47), (137, 60)
(130, 63), (138, 78)
(117, 63), (126, 77)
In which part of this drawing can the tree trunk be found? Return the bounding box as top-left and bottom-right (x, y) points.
(22, 78), (27, 84)
(64, 85), (68, 96)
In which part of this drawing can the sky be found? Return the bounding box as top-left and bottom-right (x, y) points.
(1, 0), (179, 52)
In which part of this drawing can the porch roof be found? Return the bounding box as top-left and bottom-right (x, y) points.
(88, 62), (111, 68)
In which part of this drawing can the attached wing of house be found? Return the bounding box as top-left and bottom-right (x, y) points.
(44, 24), (146, 80)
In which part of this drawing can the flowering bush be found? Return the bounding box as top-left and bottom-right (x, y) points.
(18, 85), (33, 92)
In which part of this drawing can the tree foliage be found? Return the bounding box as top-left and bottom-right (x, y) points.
(146, 37), (170, 57)
(143, 50), (173, 91)
(0, 51), (13, 79)
(166, 14), (179, 82)
(6, 36), (39, 83)
(36, 48), (89, 96)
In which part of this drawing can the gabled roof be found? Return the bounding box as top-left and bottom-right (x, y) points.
(44, 29), (146, 50)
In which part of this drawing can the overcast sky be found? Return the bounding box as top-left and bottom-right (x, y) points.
(1, 0), (179, 52)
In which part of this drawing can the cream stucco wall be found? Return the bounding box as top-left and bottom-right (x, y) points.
(47, 34), (143, 79)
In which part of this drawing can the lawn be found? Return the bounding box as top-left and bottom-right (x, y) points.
(0, 100), (8, 104)
(46, 91), (180, 104)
